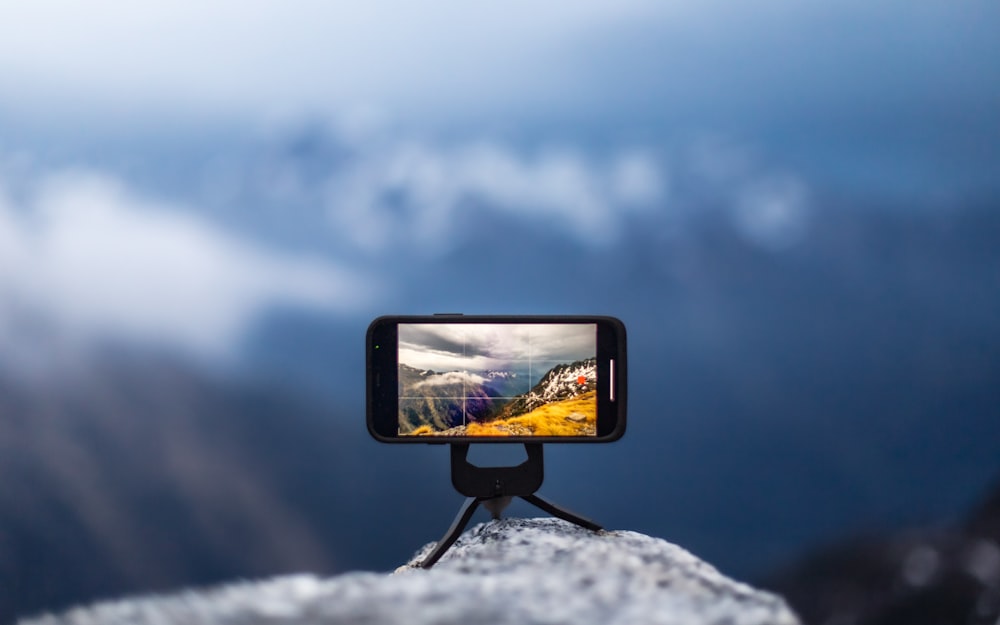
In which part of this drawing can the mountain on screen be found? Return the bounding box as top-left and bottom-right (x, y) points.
(497, 357), (596, 420)
(481, 370), (527, 397)
(397, 364), (501, 433)
(397, 359), (595, 434)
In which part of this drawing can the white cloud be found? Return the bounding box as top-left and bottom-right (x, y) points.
(326, 140), (665, 252)
(412, 371), (487, 390)
(676, 135), (811, 250)
(732, 175), (810, 251)
(0, 170), (368, 362)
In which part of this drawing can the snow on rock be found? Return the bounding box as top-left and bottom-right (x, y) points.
(20, 518), (800, 625)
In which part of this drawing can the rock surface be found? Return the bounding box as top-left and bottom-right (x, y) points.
(21, 518), (800, 625)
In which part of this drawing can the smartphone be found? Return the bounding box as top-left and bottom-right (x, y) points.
(367, 315), (626, 443)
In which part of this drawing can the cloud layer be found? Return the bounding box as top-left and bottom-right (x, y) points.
(0, 169), (366, 363)
(326, 140), (664, 251)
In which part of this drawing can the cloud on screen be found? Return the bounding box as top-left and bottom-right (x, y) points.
(398, 323), (594, 374)
(0, 169), (368, 363)
(411, 371), (487, 390)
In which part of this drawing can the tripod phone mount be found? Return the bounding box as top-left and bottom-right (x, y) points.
(419, 443), (602, 568)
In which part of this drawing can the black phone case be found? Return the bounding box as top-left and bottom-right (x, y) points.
(366, 314), (627, 444)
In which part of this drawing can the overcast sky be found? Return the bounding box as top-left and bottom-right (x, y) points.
(1, 1), (997, 366)
(2, 1), (997, 131)
(399, 323), (595, 373)
(0, 1), (657, 123)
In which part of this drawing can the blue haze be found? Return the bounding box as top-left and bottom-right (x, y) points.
(1, 2), (999, 620)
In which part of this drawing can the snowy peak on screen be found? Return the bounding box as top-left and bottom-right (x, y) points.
(501, 358), (596, 419)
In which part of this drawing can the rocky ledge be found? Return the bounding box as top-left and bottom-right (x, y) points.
(21, 518), (800, 625)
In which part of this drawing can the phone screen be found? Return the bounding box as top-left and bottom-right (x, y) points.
(398, 323), (598, 437)
(367, 315), (626, 442)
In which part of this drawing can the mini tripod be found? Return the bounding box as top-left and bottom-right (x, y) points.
(419, 443), (602, 568)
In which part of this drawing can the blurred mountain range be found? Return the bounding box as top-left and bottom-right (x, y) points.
(0, 351), (472, 621)
(765, 477), (1000, 625)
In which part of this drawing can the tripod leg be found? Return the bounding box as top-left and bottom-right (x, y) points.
(420, 497), (482, 569)
(521, 493), (603, 532)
